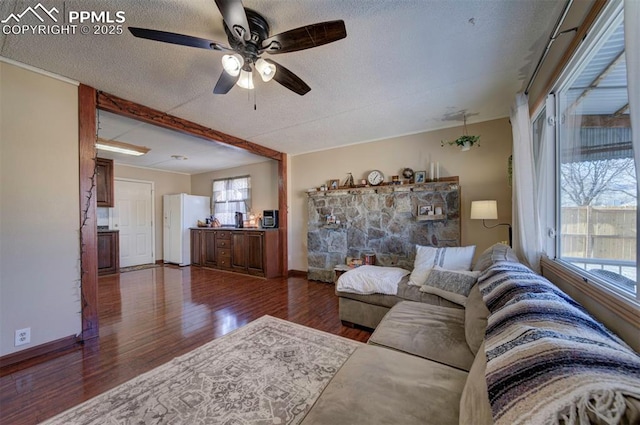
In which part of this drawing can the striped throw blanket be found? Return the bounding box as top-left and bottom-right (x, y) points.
(477, 261), (640, 425)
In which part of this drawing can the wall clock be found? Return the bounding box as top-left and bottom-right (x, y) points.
(367, 170), (384, 186)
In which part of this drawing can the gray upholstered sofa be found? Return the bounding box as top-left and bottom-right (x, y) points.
(303, 244), (640, 425)
(336, 244), (517, 329)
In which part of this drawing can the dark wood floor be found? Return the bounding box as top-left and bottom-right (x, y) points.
(0, 266), (371, 424)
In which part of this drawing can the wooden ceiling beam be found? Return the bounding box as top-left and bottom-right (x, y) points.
(97, 91), (284, 162)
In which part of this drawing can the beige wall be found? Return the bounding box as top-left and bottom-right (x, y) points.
(289, 118), (513, 271)
(114, 164), (192, 261)
(0, 62), (81, 356)
(191, 160), (279, 217)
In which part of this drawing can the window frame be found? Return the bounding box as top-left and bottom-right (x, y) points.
(542, 0), (638, 304)
(212, 175), (252, 226)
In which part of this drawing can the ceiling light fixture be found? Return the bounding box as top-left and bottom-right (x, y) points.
(221, 55), (276, 90)
(255, 58), (276, 82)
(96, 138), (150, 156)
(221, 54), (243, 77)
(236, 65), (254, 90)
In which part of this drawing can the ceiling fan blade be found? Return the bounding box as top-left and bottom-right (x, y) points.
(128, 27), (231, 51)
(215, 0), (250, 43)
(265, 59), (311, 96)
(213, 70), (239, 94)
(262, 20), (346, 54)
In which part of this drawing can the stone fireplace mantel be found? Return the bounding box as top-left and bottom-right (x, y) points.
(306, 178), (461, 282)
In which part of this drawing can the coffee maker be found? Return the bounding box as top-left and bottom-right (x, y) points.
(234, 212), (244, 228)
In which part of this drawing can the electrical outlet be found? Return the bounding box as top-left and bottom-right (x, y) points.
(15, 328), (30, 346)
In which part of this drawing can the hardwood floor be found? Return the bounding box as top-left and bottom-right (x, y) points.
(0, 266), (371, 424)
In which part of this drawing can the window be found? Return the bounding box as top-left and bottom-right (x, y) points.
(212, 176), (251, 226)
(552, 3), (637, 299)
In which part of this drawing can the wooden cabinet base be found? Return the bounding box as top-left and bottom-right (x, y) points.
(190, 228), (281, 278)
(98, 230), (119, 275)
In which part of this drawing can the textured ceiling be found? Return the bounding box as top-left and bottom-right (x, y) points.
(0, 0), (566, 173)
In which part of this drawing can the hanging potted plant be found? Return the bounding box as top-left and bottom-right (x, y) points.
(444, 134), (480, 151)
(441, 114), (480, 151)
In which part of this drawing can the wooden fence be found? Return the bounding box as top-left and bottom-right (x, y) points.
(561, 206), (636, 261)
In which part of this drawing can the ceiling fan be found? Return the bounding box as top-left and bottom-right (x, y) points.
(128, 0), (347, 96)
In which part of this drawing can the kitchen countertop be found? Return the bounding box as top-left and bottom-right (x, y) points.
(190, 227), (279, 231)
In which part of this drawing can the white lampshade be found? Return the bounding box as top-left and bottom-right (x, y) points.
(255, 58), (276, 82)
(236, 68), (254, 89)
(221, 54), (243, 77)
(470, 200), (498, 220)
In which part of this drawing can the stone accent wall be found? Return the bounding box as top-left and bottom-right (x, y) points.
(307, 181), (461, 282)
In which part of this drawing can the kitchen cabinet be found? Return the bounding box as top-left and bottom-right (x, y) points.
(232, 231), (267, 276)
(190, 228), (280, 278)
(96, 157), (114, 207)
(98, 230), (119, 275)
(191, 229), (203, 266)
(214, 230), (231, 269)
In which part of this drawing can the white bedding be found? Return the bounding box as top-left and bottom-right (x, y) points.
(336, 265), (410, 295)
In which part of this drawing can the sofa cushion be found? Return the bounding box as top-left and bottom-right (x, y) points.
(368, 301), (475, 371)
(337, 278), (463, 309)
(472, 243), (518, 272)
(459, 342), (493, 425)
(419, 267), (480, 306)
(300, 345), (467, 425)
(409, 245), (476, 286)
(464, 284), (490, 355)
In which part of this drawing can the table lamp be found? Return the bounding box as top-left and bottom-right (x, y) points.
(470, 200), (512, 247)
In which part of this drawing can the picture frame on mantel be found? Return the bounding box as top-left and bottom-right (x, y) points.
(418, 205), (433, 216)
(415, 171), (426, 184)
(329, 179), (339, 190)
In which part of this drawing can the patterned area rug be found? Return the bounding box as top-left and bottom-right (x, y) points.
(40, 316), (362, 425)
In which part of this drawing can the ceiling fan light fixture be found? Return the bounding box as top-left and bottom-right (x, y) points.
(255, 58), (276, 82)
(236, 67), (254, 89)
(221, 54), (243, 77)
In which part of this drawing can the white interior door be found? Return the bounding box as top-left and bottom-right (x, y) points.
(112, 179), (154, 267)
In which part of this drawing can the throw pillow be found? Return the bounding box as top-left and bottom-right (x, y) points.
(408, 245), (476, 286)
(419, 266), (479, 306)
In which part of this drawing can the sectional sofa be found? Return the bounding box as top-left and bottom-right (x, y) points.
(302, 244), (640, 424)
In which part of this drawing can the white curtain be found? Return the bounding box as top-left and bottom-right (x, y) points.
(625, 0), (640, 275)
(510, 92), (542, 270)
(212, 176), (252, 225)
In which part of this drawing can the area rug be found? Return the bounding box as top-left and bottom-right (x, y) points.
(40, 316), (362, 425)
(119, 263), (161, 273)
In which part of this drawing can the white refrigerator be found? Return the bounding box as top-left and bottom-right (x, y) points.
(163, 194), (210, 265)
